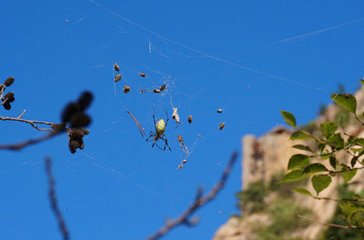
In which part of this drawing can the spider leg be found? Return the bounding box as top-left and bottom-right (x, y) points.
(153, 115), (156, 125)
(146, 131), (155, 142)
(160, 136), (171, 151)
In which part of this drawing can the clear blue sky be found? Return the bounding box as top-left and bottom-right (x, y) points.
(0, 1), (363, 239)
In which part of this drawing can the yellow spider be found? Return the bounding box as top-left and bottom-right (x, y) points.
(146, 115), (171, 151)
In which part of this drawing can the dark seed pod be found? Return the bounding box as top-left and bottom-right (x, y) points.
(77, 91), (93, 111)
(70, 113), (91, 128)
(51, 123), (66, 133)
(187, 115), (192, 124)
(113, 63), (120, 72)
(123, 85), (131, 94)
(4, 77), (15, 87)
(114, 74), (122, 83)
(69, 128), (86, 140)
(68, 140), (79, 153)
(3, 101), (11, 110)
(3, 92), (15, 103)
(61, 102), (80, 123)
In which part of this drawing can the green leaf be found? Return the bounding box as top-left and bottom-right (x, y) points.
(293, 187), (313, 197)
(279, 170), (306, 183)
(331, 93), (357, 113)
(351, 156), (358, 168)
(318, 143), (326, 152)
(292, 144), (313, 153)
(320, 122), (337, 138)
(312, 175), (332, 195)
(288, 154), (310, 170)
(290, 130), (311, 140)
(281, 111), (297, 128)
(342, 168), (358, 183)
(303, 163), (328, 175)
(354, 138), (364, 147)
(327, 133), (345, 149)
(329, 156), (337, 170)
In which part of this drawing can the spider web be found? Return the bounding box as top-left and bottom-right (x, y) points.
(0, 1), (363, 240)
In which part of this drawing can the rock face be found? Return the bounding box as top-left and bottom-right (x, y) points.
(214, 86), (364, 240)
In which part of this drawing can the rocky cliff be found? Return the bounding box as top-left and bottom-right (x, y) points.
(214, 85), (364, 240)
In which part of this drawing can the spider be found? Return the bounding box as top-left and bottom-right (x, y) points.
(146, 115), (171, 151)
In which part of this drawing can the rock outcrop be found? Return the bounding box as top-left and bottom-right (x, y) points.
(214, 86), (364, 240)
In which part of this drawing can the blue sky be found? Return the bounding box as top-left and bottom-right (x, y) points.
(0, 1), (363, 239)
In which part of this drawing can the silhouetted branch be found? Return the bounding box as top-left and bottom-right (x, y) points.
(0, 111), (54, 131)
(148, 152), (239, 240)
(0, 130), (62, 151)
(44, 157), (70, 240)
(298, 215), (364, 230)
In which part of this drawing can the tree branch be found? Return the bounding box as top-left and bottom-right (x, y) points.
(45, 157), (70, 240)
(0, 130), (62, 151)
(0, 111), (54, 131)
(148, 152), (239, 240)
(298, 215), (364, 230)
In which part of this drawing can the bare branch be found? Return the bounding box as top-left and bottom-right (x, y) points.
(0, 130), (62, 151)
(0, 114), (54, 131)
(148, 152), (239, 240)
(313, 196), (364, 202)
(44, 157), (70, 240)
(298, 215), (364, 230)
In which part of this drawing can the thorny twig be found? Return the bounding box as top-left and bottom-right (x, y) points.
(298, 215), (364, 230)
(45, 157), (70, 240)
(148, 152), (239, 240)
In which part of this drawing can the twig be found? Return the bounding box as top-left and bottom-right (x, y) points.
(148, 152), (239, 240)
(45, 157), (70, 240)
(313, 196), (364, 202)
(298, 215), (364, 230)
(0, 114), (54, 131)
(126, 110), (145, 137)
(0, 130), (61, 151)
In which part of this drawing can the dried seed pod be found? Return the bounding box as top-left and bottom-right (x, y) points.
(51, 123), (66, 133)
(3, 92), (15, 103)
(219, 122), (225, 130)
(78, 91), (93, 111)
(61, 102), (80, 123)
(123, 85), (131, 94)
(113, 63), (120, 72)
(70, 112), (91, 128)
(4, 76), (14, 87)
(114, 74), (122, 83)
(3, 101), (11, 110)
(139, 72), (146, 77)
(187, 115), (192, 124)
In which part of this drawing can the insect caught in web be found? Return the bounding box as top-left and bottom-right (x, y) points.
(146, 114), (171, 151)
